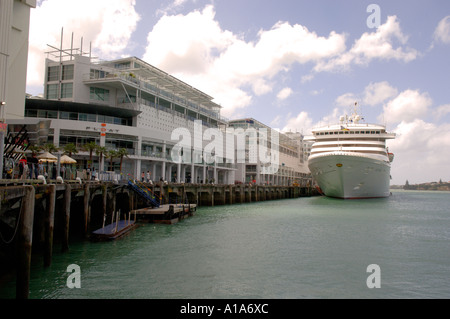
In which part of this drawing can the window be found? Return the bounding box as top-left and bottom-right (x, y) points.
(114, 62), (130, 69)
(34, 110), (57, 119)
(60, 112), (78, 120)
(104, 116), (114, 124)
(62, 65), (74, 80)
(61, 83), (73, 98)
(79, 113), (97, 122)
(48, 111), (57, 118)
(25, 109), (37, 117)
(90, 69), (109, 79)
(47, 66), (59, 82)
(46, 84), (58, 99)
(90, 87), (110, 101)
(174, 104), (185, 114)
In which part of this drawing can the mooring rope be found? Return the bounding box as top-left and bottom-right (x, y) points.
(0, 200), (23, 245)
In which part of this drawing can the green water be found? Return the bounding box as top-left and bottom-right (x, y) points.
(1, 190), (450, 299)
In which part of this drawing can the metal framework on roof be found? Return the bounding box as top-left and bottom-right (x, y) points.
(101, 57), (221, 111)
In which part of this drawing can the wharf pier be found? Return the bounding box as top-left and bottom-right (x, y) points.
(0, 179), (317, 298)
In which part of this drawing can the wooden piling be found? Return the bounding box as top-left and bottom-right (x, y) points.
(16, 186), (35, 299)
(44, 184), (56, 267)
(61, 184), (71, 253)
(83, 183), (90, 235)
(103, 185), (108, 225)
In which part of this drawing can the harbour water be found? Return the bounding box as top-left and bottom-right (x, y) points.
(1, 190), (449, 299)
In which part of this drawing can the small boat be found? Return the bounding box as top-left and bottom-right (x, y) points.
(90, 210), (138, 241)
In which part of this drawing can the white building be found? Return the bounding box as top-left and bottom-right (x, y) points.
(22, 43), (236, 183)
(228, 118), (310, 186)
(0, 0), (36, 120)
(1, 0), (36, 176)
(4, 30), (311, 185)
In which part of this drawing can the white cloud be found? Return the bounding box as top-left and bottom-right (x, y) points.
(157, 0), (190, 15)
(252, 79), (273, 96)
(315, 16), (418, 72)
(434, 104), (450, 118)
(335, 93), (358, 107)
(381, 89), (432, 125)
(310, 89), (323, 96)
(282, 111), (314, 135)
(434, 16), (450, 44)
(270, 115), (282, 128)
(389, 120), (450, 184)
(144, 6), (234, 75)
(363, 81), (398, 106)
(336, 81), (398, 108)
(27, 0), (140, 89)
(142, 5), (347, 117)
(277, 87), (293, 101)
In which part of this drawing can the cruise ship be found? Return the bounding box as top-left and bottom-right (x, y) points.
(307, 107), (395, 199)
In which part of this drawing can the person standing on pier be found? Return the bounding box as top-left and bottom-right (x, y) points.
(38, 160), (44, 176)
(146, 171), (151, 183)
(22, 162), (29, 180)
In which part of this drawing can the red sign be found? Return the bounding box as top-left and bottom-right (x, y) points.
(100, 123), (106, 136)
(0, 123), (7, 133)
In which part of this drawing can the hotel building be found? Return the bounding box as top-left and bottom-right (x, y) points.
(17, 42), (237, 183)
(4, 33), (311, 185)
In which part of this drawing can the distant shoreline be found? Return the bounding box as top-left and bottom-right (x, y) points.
(391, 182), (450, 191)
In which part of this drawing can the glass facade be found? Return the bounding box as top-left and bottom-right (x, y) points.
(90, 87), (110, 101)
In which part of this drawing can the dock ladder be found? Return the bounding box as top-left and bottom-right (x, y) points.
(127, 179), (161, 207)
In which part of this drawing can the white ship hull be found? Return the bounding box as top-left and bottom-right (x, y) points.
(308, 152), (391, 199)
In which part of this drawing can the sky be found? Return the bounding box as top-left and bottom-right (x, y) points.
(26, 0), (450, 185)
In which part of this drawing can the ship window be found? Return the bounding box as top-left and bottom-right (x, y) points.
(339, 131), (343, 134)
(355, 131), (360, 134)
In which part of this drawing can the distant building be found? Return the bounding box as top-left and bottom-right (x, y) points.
(0, 0), (36, 120)
(228, 119), (310, 186)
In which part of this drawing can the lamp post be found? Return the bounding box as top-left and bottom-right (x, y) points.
(0, 101), (6, 179)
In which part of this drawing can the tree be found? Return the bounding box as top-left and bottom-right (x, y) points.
(27, 144), (41, 156)
(95, 146), (107, 171)
(83, 141), (97, 168)
(106, 149), (118, 172)
(404, 180), (410, 190)
(63, 143), (78, 157)
(41, 143), (59, 153)
(116, 148), (129, 173)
